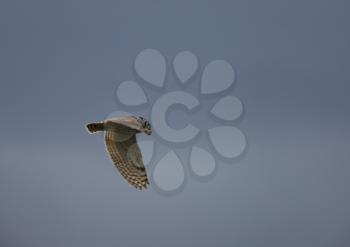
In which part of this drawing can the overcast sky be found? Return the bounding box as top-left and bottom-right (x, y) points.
(1, 1), (350, 247)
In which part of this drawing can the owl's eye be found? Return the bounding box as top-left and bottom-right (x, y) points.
(143, 121), (150, 129)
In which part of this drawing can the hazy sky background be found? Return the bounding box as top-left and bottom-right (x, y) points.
(1, 1), (350, 247)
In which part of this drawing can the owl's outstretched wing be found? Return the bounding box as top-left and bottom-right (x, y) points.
(104, 130), (149, 190)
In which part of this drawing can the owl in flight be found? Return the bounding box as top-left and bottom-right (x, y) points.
(86, 116), (152, 190)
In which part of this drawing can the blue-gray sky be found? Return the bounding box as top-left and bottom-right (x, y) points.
(1, 1), (350, 247)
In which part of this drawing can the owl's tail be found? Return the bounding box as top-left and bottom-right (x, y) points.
(86, 122), (105, 133)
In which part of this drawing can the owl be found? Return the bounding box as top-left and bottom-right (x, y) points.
(86, 116), (152, 190)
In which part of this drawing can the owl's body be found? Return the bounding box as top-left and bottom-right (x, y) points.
(86, 116), (152, 190)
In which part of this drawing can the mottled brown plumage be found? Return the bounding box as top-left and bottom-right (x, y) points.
(86, 116), (152, 190)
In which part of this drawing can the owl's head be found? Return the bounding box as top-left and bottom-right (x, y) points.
(137, 116), (152, 135)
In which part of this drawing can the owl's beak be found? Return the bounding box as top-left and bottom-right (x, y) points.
(144, 129), (152, 135)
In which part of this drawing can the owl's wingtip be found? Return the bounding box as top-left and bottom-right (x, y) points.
(134, 182), (149, 191)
